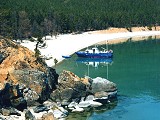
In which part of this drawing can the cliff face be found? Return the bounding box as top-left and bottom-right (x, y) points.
(0, 38), (58, 109)
(0, 39), (46, 87)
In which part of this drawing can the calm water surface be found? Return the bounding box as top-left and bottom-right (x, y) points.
(56, 38), (160, 120)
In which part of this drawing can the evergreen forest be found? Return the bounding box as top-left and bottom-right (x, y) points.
(1, 0), (160, 39)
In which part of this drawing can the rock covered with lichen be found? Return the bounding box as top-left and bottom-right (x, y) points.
(0, 37), (58, 109)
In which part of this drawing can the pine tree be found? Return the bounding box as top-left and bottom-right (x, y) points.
(18, 11), (31, 39)
(11, 11), (18, 40)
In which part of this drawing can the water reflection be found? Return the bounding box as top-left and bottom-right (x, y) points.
(75, 57), (113, 79)
(76, 58), (113, 68)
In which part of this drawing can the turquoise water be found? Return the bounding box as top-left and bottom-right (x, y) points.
(56, 38), (160, 120)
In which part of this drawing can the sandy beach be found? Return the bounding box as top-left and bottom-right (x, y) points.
(21, 28), (160, 67)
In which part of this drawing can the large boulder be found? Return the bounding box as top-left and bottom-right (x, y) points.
(0, 38), (58, 109)
(91, 77), (117, 93)
(91, 77), (117, 102)
(50, 70), (91, 105)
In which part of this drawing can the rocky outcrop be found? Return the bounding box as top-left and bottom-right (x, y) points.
(0, 38), (58, 109)
(50, 70), (117, 112)
(50, 70), (92, 106)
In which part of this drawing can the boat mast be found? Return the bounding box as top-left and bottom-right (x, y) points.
(106, 40), (108, 51)
(106, 40), (108, 79)
(107, 62), (108, 79)
(88, 64), (89, 76)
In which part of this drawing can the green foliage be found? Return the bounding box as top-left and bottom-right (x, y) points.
(54, 58), (58, 65)
(29, 37), (35, 42)
(34, 48), (41, 58)
(1, 0), (160, 38)
(148, 25), (153, 31)
(34, 37), (43, 58)
(37, 37), (43, 43)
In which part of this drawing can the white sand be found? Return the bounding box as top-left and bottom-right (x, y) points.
(20, 31), (160, 67)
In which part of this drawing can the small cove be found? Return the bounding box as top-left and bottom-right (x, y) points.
(56, 37), (160, 120)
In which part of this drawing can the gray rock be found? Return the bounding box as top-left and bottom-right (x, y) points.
(23, 90), (39, 101)
(0, 107), (21, 116)
(41, 112), (56, 120)
(89, 101), (102, 107)
(71, 106), (84, 112)
(25, 109), (36, 120)
(94, 91), (109, 99)
(78, 98), (102, 108)
(53, 108), (68, 119)
(1, 108), (10, 116)
(9, 68), (58, 107)
(91, 77), (117, 93)
(43, 101), (57, 109)
(10, 97), (27, 110)
(23, 88), (29, 93)
(58, 107), (68, 115)
(47, 67), (59, 90)
(108, 91), (118, 98)
(61, 100), (70, 106)
(68, 101), (78, 108)
(85, 95), (95, 101)
(33, 105), (49, 113)
(78, 101), (91, 108)
(60, 88), (74, 101)
(18, 84), (26, 90)
(0, 84), (27, 110)
(51, 70), (87, 104)
(0, 116), (5, 120)
(50, 89), (61, 102)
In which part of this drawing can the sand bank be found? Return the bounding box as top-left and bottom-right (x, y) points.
(21, 28), (160, 67)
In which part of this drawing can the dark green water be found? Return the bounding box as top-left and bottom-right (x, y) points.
(56, 38), (160, 120)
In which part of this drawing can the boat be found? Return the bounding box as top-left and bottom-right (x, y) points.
(62, 55), (71, 58)
(75, 47), (113, 58)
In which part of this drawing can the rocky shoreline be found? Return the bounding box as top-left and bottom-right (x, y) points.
(0, 38), (117, 119)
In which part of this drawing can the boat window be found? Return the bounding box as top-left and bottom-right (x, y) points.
(93, 49), (95, 53)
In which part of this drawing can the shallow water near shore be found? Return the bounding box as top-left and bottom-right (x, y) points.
(56, 38), (160, 120)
